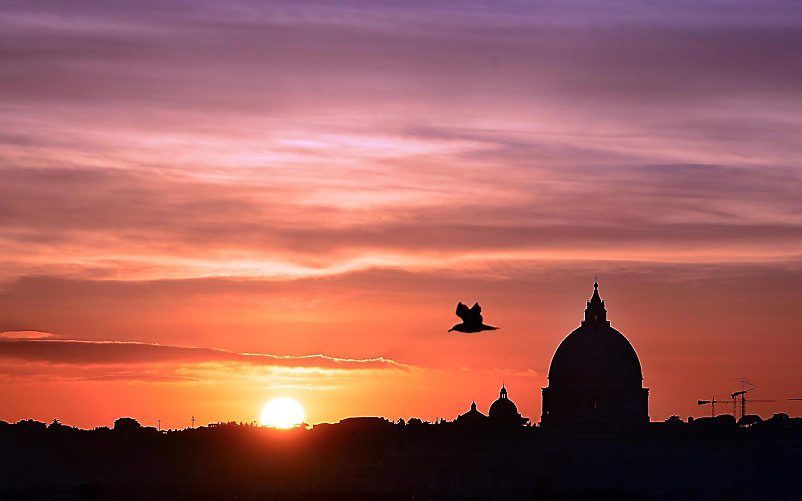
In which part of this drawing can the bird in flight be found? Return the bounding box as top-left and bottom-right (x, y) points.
(449, 302), (498, 333)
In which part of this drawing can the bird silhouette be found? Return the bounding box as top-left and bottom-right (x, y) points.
(449, 302), (498, 333)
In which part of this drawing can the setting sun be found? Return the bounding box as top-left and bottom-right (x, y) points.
(260, 398), (305, 428)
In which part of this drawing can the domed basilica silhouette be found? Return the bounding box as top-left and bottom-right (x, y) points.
(541, 281), (649, 427)
(455, 384), (528, 427)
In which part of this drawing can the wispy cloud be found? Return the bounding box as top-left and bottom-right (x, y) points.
(0, 330), (55, 340)
(0, 338), (407, 371)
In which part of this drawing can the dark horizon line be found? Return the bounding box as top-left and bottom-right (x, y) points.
(6, 410), (801, 432)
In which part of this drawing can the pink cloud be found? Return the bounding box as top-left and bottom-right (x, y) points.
(0, 330), (55, 340)
(0, 338), (408, 371)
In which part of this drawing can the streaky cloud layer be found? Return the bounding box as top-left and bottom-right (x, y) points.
(0, 338), (407, 370)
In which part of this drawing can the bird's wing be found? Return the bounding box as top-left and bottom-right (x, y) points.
(470, 303), (484, 323)
(455, 302), (470, 320)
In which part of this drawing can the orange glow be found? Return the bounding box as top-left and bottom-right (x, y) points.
(260, 398), (305, 428)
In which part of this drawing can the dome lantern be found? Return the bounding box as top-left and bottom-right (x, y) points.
(582, 280), (609, 327)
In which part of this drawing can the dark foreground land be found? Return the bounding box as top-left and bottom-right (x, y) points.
(1, 415), (801, 500)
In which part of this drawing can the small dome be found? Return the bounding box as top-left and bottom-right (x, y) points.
(488, 384), (521, 420)
(455, 400), (487, 426)
(489, 396), (519, 418)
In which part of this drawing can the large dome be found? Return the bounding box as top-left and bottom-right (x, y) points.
(541, 281), (649, 428)
(548, 323), (643, 386)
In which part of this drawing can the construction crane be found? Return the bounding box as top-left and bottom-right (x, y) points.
(697, 397), (732, 417)
(730, 391), (774, 420)
(730, 379), (774, 420)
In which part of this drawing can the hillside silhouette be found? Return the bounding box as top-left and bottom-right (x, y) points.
(2, 414), (802, 500)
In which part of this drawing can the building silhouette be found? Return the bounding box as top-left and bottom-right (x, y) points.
(488, 384), (528, 426)
(541, 281), (649, 428)
(454, 401), (487, 427)
(454, 385), (528, 428)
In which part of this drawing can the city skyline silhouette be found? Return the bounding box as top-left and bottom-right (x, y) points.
(2, 280), (798, 430)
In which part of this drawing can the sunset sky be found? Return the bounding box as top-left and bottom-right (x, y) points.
(1, 0), (802, 429)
